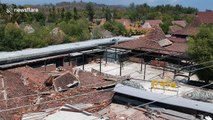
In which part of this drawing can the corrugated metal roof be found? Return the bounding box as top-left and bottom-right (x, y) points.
(114, 84), (213, 114)
(0, 37), (136, 62)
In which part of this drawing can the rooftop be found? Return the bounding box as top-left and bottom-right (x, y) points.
(173, 11), (213, 36)
(0, 65), (115, 119)
(114, 83), (213, 114)
(197, 11), (213, 24)
(172, 20), (187, 28)
(144, 20), (163, 26)
(113, 26), (188, 55)
(0, 36), (135, 63)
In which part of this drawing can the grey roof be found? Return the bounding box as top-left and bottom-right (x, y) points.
(0, 37), (135, 63)
(114, 84), (213, 114)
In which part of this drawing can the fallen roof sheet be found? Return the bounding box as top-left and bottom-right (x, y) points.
(114, 84), (213, 114)
(53, 72), (79, 92)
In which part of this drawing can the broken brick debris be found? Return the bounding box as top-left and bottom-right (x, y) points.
(0, 66), (115, 120)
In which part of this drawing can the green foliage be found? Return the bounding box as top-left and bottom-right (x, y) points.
(125, 29), (146, 37)
(64, 11), (72, 22)
(103, 21), (126, 36)
(58, 19), (90, 42)
(86, 2), (94, 22)
(105, 7), (112, 21)
(188, 25), (213, 82)
(160, 21), (171, 34)
(188, 25), (213, 61)
(34, 12), (46, 25)
(92, 27), (103, 39)
(3, 23), (24, 50)
(73, 7), (78, 20)
(159, 14), (173, 34)
(0, 2), (199, 51)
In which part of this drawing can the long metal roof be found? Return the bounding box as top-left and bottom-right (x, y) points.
(0, 36), (136, 63)
(114, 84), (213, 114)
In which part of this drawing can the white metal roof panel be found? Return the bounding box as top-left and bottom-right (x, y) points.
(0, 37), (135, 62)
(114, 84), (213, 114)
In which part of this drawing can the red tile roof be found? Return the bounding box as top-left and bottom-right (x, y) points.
(8, 66), (50, 92)
(0, 67), (115, 119)
(169, 25), (184, 34)
(197, 11), (213, 24)
(113, 26), (188, 55)
(169, 37), (187, 43)
(173, 18), (200, 36)
(0, 70), (34, 113)
(144, 20), (163, 26)
(172, 20), (187, 27)
(173, 11), (213, 36)
(0, 71), (33, 98)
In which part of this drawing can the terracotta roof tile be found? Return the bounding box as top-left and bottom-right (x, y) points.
(169, 25), (183, 33)
(113, 26), (188, 55)
(173, 18), (200, 36)
(144, 20), (163, 26)
(0, 71), (33, 98)
(197, 11), (213, 24)
(172, 20), (187, 27)
(0, 68), (115, 119)
(173, 11), (213, 36)
(8, 66), (50, 92)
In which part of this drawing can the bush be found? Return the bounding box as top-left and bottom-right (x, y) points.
(103, 21), (126, 36)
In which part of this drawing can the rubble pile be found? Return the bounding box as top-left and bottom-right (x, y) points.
(0, 65), (115, 119)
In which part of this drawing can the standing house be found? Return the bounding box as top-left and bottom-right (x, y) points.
(113, 26), (188, 59)
(142, 20), (163, 29)
(172, 11), (213, 37)
(168, 20), (187, 34)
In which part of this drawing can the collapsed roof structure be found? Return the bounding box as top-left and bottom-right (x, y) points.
(0, 64), (115, 119)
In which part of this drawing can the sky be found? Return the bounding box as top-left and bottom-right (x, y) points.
(1, 0), (213, 11)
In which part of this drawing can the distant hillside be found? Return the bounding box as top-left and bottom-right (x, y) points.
(31, 1), (126, 12)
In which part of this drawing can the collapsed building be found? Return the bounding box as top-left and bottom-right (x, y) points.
(0, 28), (212, 119)
(0, 64), (115, 119)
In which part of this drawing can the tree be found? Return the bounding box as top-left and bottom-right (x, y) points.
(58, 19), (90, 42)
(105, 7), (112, 21)
(86, 2), (94, 22)
(61, 8), (65, 19)
(64, 11), (72, 22)
(48, 6), (57, 22)
(188, 25), (213, 82)
(3, 23), (24, 50)
(92, 27), (103, 39)
(160, 21), (171, 34)
(160, 14), (173, 34)
(0, 23), (5, 50)
(103, 21), (126, 36)
(73, 7), (78, 20)
(34, 12), (46, 25)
